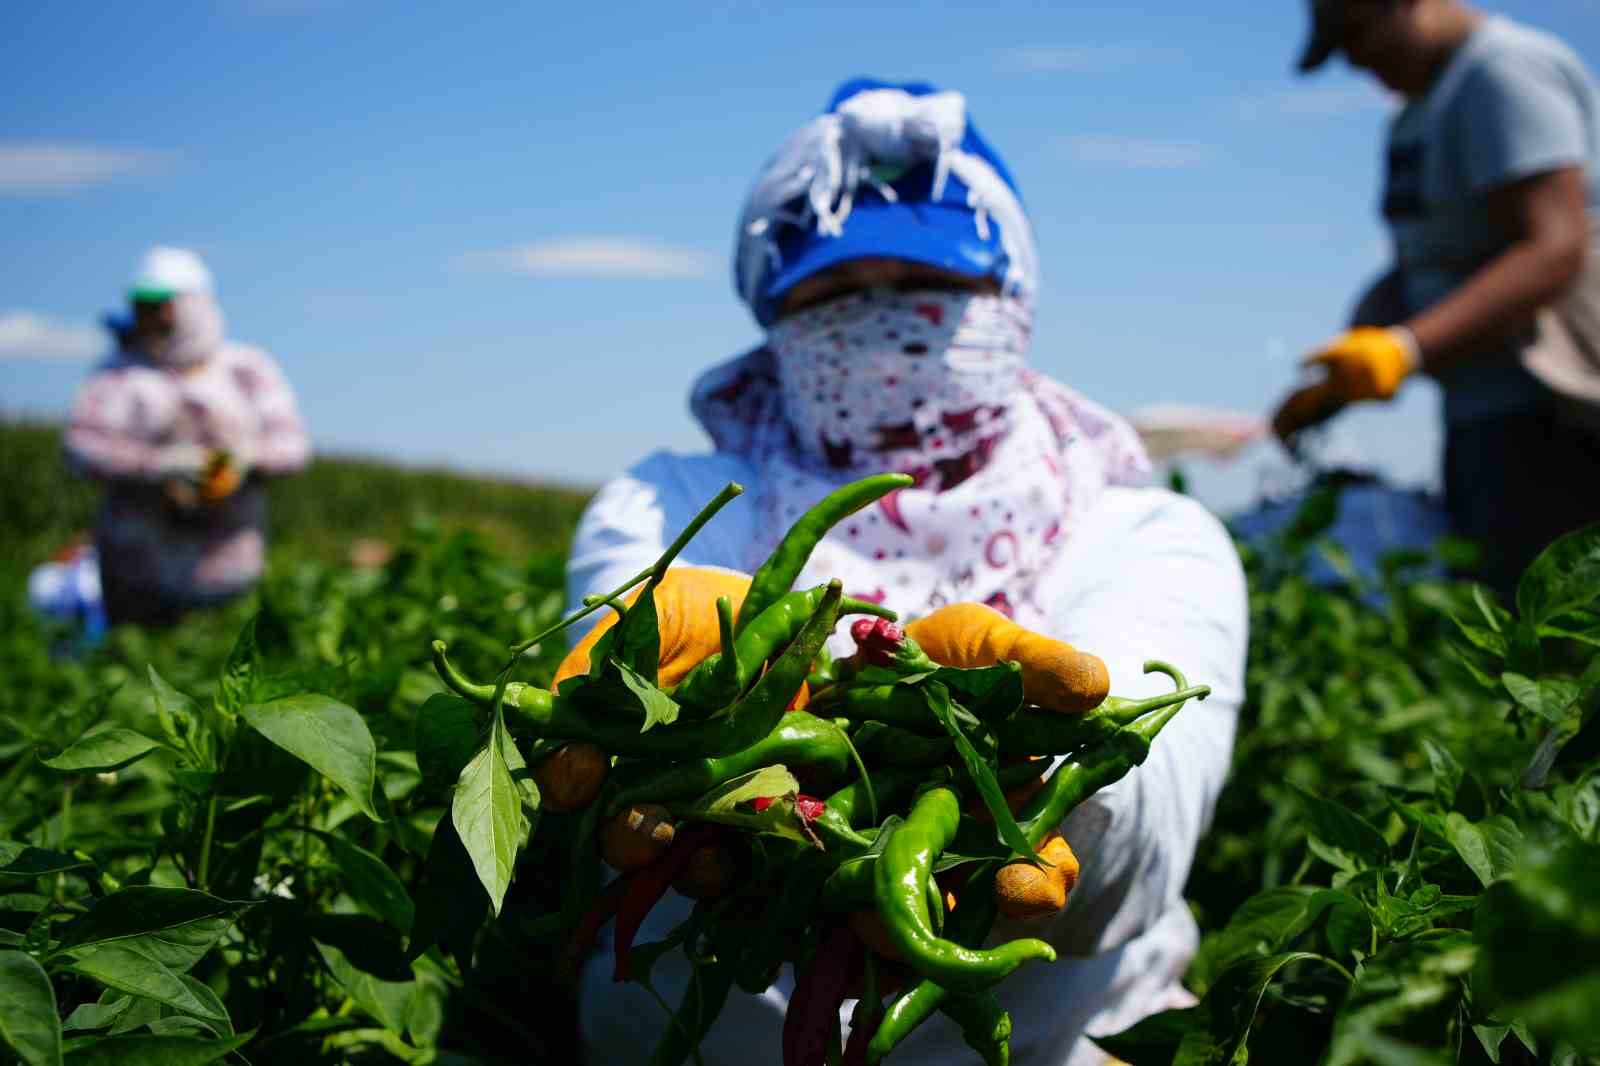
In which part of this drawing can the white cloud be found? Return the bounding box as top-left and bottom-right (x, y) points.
(0, 144), (171, 194)
(458, 237), (714, 279)
(1060, 135), (1218, 170)
(1008, 45), (1132, 74)
(1229, 82), (1394, 121)
(0, 311), (105, 363)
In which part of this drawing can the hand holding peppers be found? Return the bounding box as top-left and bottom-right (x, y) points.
(904, 603), (1110, 713)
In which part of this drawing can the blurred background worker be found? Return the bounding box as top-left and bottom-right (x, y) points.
(1272, 0), (1600, 600)
(63, 246), (311, 625)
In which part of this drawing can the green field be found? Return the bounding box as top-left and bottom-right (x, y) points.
(1, 420), (1596, 1066)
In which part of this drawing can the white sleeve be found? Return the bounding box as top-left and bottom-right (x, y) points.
(564, 451), (761, 640)
(1032, 487), (1249, 958)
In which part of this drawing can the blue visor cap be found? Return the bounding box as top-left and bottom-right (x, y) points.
(752, 78), (1027, 327)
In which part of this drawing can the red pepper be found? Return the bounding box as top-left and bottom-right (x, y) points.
(613, 825), (719, 982)
(752, 794), (827, 821)
(850, 618), (905, 667)
(562, 874), (630, 977)
(783, 923), (865, 1066)
(842, 1006), (883, 1066)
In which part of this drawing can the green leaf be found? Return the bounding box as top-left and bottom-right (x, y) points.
(1290, 785), (1389, 868)
(699, 765), (801, 813)
(1091, 1006), (1201, 1066)
(1444, 813), (1521, 888)
(1569, 770), (1600, 844)
(147, 668), (209, 768)
(614, 660), (680, 733)
(1472, 584), (1507, 632)
(931, 662), (1024, 723)
(242, 694), (381, 822)
(65, 944), (229, 1023)
(1501, 672), (1582, 724)
(0, 844), (92, 879)
(923, 684), (1034, 862)
(404, 815), (486, 964)
(451, 720), (522, 915)
(40, 730), (164, 774)
(1516, 522), (1600, 626)
(304, 913), (411, 981)
(60, 997), (130, 1035)
(215, 614), (259, 717)
(413, 694), (482, 794)
(316, 941), (415, 1033)
(1420, 739), (1463, 810)
(614, 579), (662, 685)
(1325, 935), (1475, 1066)
(675, 767), (816, 844)
(1473, 837), (1600, 1049)
(62, 1030), (252, 1066)
(60, 997), (130, 1034)
(59, 888), (239, 972)
(0, 950), (62, 1066)
(1174, 952), (1346, 1065)
(1189, 886), (1316, 997)
(308, 831), (414, 932)
(1449, 616), (1509, 658)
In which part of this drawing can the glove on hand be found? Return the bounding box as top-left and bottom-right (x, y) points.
(904, 602), (1110, 713)
(554, 567), (754, 691)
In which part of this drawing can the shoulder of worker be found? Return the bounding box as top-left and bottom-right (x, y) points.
(570, 449), (761, 576)
(1459, 15), (1595, 94)
(1066, 484), (1243, 580)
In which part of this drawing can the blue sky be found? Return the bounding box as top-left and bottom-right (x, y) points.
(3, 0), (1596, 513)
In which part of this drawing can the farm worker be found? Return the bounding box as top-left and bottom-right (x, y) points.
(566, 79), (1248, 1065)
(1272, 0), (1600, 600)
(64, 246), (311, 625)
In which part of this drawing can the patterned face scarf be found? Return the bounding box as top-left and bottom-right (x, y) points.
(768, 288), (1026, 482)
(141, 292), (225, 370)
(692, 288), (1153, 629)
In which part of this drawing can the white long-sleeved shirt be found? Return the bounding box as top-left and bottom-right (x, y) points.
(65, 342), (310, 602)
(568, 450), (1247, 1066)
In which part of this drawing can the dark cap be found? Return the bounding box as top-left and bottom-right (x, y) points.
(1297, 0), (1340, 72)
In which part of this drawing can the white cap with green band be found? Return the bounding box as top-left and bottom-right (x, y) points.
(129, 245), (214, 303)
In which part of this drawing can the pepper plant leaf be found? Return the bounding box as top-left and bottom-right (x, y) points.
(413, 694), (483, 795)
(59, 1030), (253, 1066)
(39, 730), (165, 775)
(1443, 813), (1521, 888)
(922, 683), (1035, 863)
(0, 949), (62, 1066)
(241, 695), (381, 822)
(613, 661), (680, 733)
(59, 888), (241, 972)
(1515, 522), (1600, 627)
(450, 719), (522, 916)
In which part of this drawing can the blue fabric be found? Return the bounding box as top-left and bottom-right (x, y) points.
(749, 78), (1028, 326)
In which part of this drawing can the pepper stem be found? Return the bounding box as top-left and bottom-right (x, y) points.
(509, 481), (744, 654)
(1101, 661), (1208, 725)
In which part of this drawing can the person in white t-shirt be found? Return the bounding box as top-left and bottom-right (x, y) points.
(64, 246), (311, 624)
(567, 79), (1249, 1065)
(1273, 0), (1600, 598)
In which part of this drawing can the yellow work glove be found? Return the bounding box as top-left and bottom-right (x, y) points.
(553, 567), (754, 692)
(904, 602), (1110, 714)
(1304, 326), (1419, 402)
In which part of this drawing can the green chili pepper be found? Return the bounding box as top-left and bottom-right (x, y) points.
(605, 712), (854, 815)
(864, 862), (1002, 1064)
(871, 786), (1054, 991)
(672, 585), (895, 713)
(851, 721), (952, 766)
(808, 682), (935, 732)
(737, 473), (913, 637)
(431, 581), (843, 759)
(940, 989), (1011, 1066)
(994, 662), (1209, 757)
(1017, 673), (1204, 847)
(866, 674), (1208, 1061)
